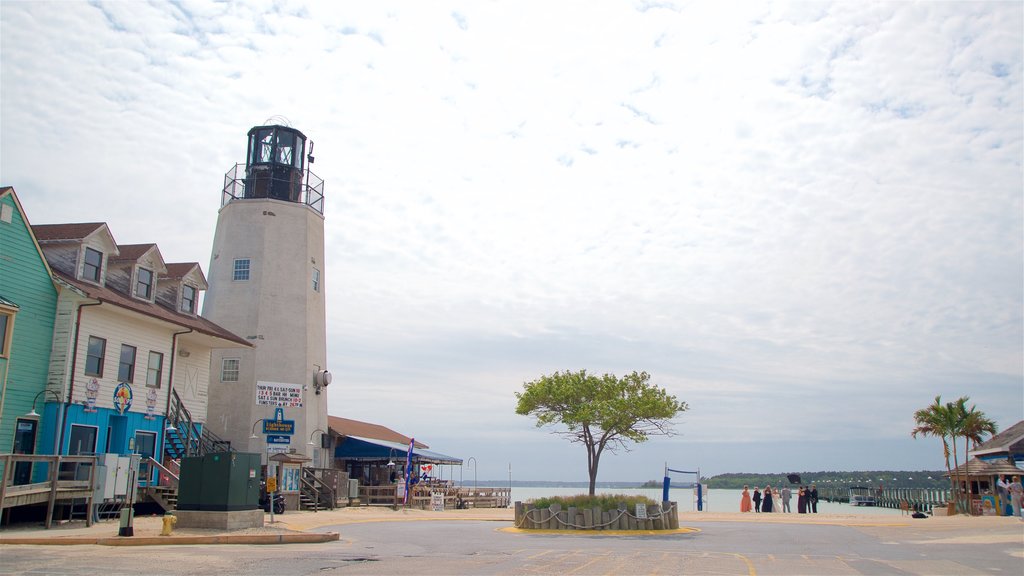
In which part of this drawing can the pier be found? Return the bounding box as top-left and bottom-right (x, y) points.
(819, 486), (950, 513)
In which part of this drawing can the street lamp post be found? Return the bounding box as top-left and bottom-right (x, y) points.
(250, 419), (276, 523)
(467, 456), (477, 494)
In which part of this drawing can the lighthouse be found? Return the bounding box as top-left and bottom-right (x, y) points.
(203, 122), (330, 468)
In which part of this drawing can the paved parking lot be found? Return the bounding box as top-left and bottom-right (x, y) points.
(1, 508), (1021, 575)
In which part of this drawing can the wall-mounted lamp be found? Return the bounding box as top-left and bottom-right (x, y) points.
(307, 428), (327, 446)
(250, 418), (267, 439)
(24, 389), (62, 418)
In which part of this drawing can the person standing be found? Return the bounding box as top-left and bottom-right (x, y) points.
(797, 486), (807, 513)
(810, 484), (819, 513)
(762, 485), (774, 513)
(995, 476), (1009, 515)
(1009, 475), (1023, 521)
(752, 487), (762, 513)
(740, 485), (753, 512)
(781, 485), (792, 512)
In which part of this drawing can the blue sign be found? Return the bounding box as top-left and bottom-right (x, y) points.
(263, 408), (294, 435)
(263, 420), (295, 435)
(266, 435), (291, 444)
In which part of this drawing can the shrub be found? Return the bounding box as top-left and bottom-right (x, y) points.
(527, 493), (658, 512)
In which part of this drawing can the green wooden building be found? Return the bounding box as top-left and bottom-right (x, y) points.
(0, 187), (59, 484)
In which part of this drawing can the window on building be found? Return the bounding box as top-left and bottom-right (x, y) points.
(135, 267), (153, 299)
(181, 285), (197, 314)
(135, 431), (156, 461)
(0, 311), (12, 357)
(221, 358), (240, 382)
(83, 247), (102, 282)
(85, 336), (106, 377)
(67, 425), (97, 455)
(312, 268), (320, 292)
(233, 259), (250, 281)
(118, 344), (137, 382)
(147, 351), (163, 388)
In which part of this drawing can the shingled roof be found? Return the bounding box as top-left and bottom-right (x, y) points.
(328, 415), (428, 449)
(971, 420), (1024, 458)
(32, 222), (111, 242)
(52, 267), (250, 347)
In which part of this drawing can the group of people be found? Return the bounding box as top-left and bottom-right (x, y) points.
(995, 474), (1024, 520)
(740, 484), (818, 513)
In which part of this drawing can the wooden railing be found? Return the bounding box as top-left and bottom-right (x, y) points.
(0, 454), (98, 528)
(357, 483), (511, 509)
(300, 468), (337, 511)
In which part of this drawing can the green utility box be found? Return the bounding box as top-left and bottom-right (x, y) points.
(176, 452), (261, 511)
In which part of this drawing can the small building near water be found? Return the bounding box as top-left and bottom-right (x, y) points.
(947, 457), (1024, 516)
(328, 415), (462, 488)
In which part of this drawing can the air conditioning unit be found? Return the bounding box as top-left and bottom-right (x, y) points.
(348, 479), (359, 498)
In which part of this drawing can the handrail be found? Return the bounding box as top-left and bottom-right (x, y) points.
(301, 468), (336, 510)
(144, 457), (179, 485)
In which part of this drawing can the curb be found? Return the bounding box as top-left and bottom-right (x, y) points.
(0, 532), (339, 546)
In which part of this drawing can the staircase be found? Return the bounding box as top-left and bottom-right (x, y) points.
(298, 467), (338, 511)
(141, 390), (236, 512)
(147, 485), (179, 511)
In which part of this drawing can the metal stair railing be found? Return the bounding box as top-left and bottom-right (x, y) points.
(164, 390), (235, 459)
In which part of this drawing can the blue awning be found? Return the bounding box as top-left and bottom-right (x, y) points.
(334, 436), (462, 465)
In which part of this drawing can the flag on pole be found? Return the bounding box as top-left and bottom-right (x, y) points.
(403, 437), (415, 506)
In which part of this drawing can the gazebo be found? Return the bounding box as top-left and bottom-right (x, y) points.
(947, 457), (1024, 516)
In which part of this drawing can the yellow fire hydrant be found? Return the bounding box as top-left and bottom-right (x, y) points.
(160, 514), (177, 536)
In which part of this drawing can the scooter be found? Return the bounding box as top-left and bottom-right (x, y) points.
(259, 481), (285, 514)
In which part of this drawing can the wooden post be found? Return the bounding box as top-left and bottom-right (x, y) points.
(45, 455), (61, 529)
(0, 455), (11, 525)
(85, 456), (96, 527)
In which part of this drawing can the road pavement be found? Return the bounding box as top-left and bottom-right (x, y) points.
(1, 507), (1021, 575)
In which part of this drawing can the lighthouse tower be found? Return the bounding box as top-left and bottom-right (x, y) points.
(203, 123), (330, 468)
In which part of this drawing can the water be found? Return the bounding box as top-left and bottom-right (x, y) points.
(510, 487), (903, 516)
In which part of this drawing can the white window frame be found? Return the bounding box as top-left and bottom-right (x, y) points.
(312, 268), (320, 292)
(67, 424), (98, 455)
(135, 267), (154, 300)
(0, 308), (14, 358)
(233, 259), (251, 281)
(221, 358), (240, 382)
(85, 336), (106, 377)
(147, 351), (164, 388)
(118, 344), (137, 383)
(180, 284), (197, 314)
(82, 247), (103, 283)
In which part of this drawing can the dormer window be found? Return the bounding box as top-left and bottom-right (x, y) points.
(135, 267), (154, 299)
(83, 247), (103, 282)
(181, 284), (197, 314)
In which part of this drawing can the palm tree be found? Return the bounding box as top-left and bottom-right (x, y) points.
(955, 399), (998, 513)
(912, 396), (959, 504)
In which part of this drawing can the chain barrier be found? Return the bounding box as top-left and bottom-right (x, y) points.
(514, 501), (677, 530)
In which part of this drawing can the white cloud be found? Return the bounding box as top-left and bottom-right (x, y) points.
(2, 1), (1020, 481)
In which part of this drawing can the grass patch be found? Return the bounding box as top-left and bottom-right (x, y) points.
(527, 493), (659, 512)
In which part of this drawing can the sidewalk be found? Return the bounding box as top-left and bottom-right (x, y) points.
(0, 506), (515, 546)
(2, 506), (1019, 546)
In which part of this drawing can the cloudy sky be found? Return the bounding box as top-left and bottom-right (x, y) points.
(3, 1), (1021, 482)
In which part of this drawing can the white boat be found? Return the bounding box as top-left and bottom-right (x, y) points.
(848, 486), (876, 506)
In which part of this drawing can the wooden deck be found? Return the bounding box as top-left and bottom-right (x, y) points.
(0, 454), (98, 528)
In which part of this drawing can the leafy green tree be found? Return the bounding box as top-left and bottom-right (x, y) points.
(515, 370), (688, 495)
